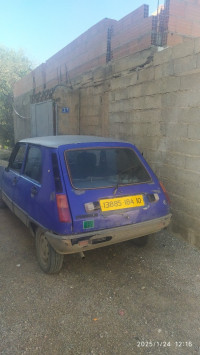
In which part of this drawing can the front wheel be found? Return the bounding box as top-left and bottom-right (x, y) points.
(36, 228), (64, 274)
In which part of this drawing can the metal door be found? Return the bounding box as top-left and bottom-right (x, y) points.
(31, 101), (54, 137)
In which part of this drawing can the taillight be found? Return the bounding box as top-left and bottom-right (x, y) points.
(159, 181), (170, 204)
(56, 194), (72, 223)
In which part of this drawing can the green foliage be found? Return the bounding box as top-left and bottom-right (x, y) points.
(0, 47), (32, 147)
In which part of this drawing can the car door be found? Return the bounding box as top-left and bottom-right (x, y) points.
(13, 144), (43, 225)
(2, 143), (27, 212)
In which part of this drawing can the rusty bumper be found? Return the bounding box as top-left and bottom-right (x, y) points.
(45, 214), (172, 254)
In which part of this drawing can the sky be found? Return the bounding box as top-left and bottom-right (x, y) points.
(0, 0), (162, 67)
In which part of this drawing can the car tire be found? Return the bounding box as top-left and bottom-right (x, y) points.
(36, 228), (64, 274)
(132, 235), (149, 247)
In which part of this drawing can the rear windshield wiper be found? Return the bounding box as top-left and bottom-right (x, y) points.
(113, 165), (136, 195)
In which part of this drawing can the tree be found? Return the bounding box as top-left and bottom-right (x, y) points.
(0, 47), (32, 147)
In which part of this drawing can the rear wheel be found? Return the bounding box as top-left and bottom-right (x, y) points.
(36, 228), (64, 274)
(132, 235), (149, 247)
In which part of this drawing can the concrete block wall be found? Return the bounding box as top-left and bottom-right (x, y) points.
(53, 86), (79, 135)
(115, 39), (200, 248)
(68, 39), (200, 248)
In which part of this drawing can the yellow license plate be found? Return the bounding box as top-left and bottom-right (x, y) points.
(100, 195), (145, 212)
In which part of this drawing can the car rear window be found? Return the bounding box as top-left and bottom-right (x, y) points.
(65, 148), (151, 189)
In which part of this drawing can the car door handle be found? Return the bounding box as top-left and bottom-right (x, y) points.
(31, 186), (38, 196)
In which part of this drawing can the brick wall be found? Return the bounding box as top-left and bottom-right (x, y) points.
(167, 0), (200, 46)
(14, 0), (200, 99)
(14, 5), (155, 98)
(111, 5), (153, 60)
(14, 18), (116, 97)
(14, 0), (200, 97)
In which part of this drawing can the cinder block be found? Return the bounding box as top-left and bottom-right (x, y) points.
(155, 61), (174, 80)
(169, 183), (200, 213)
(128, 84), (143, 98)
(130, 108), (161, 123)
(169, 138), (200, 156)
(137, 67), (155, 83)
(110, 75), (133, 90)
(160, 76), (181, 93)
(171, 107), (200, 125)
(174, 55), (197, 74)
(185, 156), (200, 173)
(160, 122), (188, 139)
(114, 88), (129, 101)
(146, 124), (161, 137)
(187, 124), (200, 140)
(144, 94), (162, 109)
(109, 100), (122, 113)
(131, 96), (145, 110)
(113, 48), (155, 74)
(131, 123), (148, 136)
(180, 71), (200, 90)
(162, 151), (186, 169)
(171, 195), (200, 221)
(153, 47), (173, 66)
(172, 39), (195, 59)
(137, 135), (159, 150)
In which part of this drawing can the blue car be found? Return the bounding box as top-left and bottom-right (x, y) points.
(0, 135), (171, 273)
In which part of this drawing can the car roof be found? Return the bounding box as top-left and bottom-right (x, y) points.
(19, 135), (128, 148)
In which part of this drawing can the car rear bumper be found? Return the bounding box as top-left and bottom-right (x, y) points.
(45, 214), (172, 254)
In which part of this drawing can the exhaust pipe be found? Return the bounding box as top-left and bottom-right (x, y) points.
(79, 251), (85, 259)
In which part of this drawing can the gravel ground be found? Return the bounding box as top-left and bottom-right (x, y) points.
(0, 207), (200, 355)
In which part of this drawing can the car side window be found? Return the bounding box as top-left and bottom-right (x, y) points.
(9, 144), (26, 172)
(24, 146), (42, 183)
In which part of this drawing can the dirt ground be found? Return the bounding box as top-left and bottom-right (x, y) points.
(0, 207), (200, 355)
